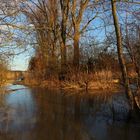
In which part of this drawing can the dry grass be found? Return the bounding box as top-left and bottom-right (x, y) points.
(63, 70), (119, 90)
(23, 70), (120, 91)
(89, 71), (119, 90)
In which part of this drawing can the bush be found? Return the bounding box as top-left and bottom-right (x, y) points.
(0, 57), (8, 86)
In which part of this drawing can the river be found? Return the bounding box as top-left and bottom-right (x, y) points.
(0, 85), (140, 140)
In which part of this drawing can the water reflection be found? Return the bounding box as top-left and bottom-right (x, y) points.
(0, 85), (140, 140)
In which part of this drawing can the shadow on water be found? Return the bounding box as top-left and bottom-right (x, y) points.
(0, 85), (140, 140)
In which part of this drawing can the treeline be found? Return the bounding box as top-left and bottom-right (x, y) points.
(22, 0), (140, 110)
(0, 0), (140, 110)
(20, 1), (140, 81)
(22, 0), (119, 77)
(25, 0), (101, 78)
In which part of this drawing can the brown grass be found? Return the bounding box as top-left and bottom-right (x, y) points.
(89, 71), (119, 90)
(23, 70), (120, 91)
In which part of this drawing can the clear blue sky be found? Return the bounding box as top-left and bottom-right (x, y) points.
(10, 47), (34, 71)
(10, 53), (30, 71)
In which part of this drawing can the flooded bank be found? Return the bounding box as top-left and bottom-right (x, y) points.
(0, 85), (140, 140)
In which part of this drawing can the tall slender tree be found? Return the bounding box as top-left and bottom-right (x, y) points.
(60, 0), (70, 72)
(111, 0), (140, 110)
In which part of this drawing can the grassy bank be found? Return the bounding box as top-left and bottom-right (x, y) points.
(21, 71), (121, 92)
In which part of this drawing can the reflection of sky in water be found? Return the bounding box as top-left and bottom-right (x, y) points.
(4, 85), (37, 132)
(6, 85), (27, 90)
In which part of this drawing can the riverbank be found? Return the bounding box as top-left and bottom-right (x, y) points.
(19, 70), (122, 92)
(0, 79), (120, 95)
(0, 80), (15, 94)
(20, 78), (120, 93)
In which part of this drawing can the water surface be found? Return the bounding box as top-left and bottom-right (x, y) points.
(0, 85), (140, 140)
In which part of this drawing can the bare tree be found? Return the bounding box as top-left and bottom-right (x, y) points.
(60, 0), (70, 72)
(70, 0), (99, 68)
(111, 0), (140, 110)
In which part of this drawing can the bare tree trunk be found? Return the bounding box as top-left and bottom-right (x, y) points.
(71, 0), (90, 69)
(61, 43), (67, 70)
(73, 31), (80, 68)
(111, 0), (135, 109)
(60, 0), (69, 72)
(125, 21), (140, 90)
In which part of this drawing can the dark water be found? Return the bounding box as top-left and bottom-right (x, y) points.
(0, 85), (140, 140)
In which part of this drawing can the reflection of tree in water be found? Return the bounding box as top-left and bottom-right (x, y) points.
(29, 89), (94, 140)
(1, 88), (137, 140)
(0, 88), (37, 139)
(0, 92), (11, 133)
(30, 89), (112, 140)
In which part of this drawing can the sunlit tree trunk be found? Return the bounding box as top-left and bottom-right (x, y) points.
(73, 30), (80, 67)
(111, 0), (135, 109)
(71, 0), (89, 68)
(60, 0), (69, 72)
(71, 0), (98, 69)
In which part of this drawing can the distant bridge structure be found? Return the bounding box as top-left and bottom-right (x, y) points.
(6, 71), (27, 81)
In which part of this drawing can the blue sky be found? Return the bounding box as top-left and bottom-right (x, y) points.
(10, 53), (30, 71)
(9, 45), (34, 71)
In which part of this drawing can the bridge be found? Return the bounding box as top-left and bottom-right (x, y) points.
(6, 71), (27, 81)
